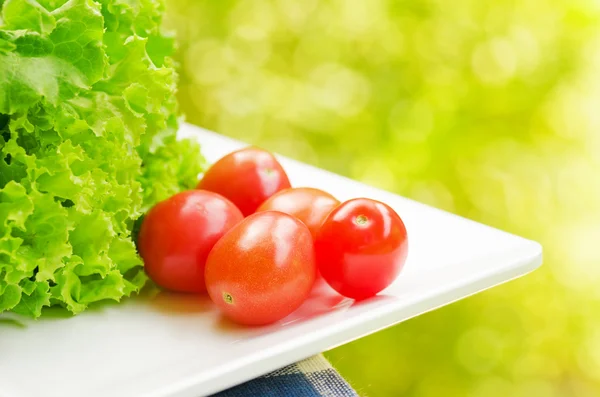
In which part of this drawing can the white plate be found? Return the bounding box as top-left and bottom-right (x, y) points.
(0, 124), (542, 397)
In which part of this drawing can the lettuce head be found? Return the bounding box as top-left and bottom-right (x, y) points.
(0, 0), (204, 317)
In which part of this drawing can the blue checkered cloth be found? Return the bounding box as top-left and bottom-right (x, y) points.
(211, 355), (358, 397)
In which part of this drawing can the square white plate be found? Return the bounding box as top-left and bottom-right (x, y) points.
(0, 124), (542, 397)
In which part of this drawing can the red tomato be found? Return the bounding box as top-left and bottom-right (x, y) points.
(256, 187), (340, 240)
(138, 190), (243, 293)
(197, 147), (291, 216)
(205, 211), (316, 325)
(314, 198), (408, 300)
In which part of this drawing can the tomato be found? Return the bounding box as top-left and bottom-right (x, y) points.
(197, 147), (291, 216)
(205, 211), (316, 325)
(314, 198), (408, 300)
(138, 190), (243, 293)
(256, 187), (340, 240)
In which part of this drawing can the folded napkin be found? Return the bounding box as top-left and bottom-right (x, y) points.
(212, 355), (358, 397)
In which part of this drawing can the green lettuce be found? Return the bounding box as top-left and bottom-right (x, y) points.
(0, 0), (204, 317)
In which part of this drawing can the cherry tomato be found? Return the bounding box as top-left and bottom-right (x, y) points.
(314, 198), (408, 300)
(205, 211), (316, 325)
(138, 190), (243, 293)
(256, 187), (340, 240)
(197, 147), (291, 216)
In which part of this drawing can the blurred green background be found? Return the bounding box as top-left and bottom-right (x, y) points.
(166, 1), (600, 396)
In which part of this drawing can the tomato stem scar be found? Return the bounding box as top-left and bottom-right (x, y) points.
(355, 215), (368, 225)
(223, 292), (234, 305)
(263, 167), (275, 176)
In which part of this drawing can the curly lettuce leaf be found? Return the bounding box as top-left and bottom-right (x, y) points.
(0, 0), (204, 317)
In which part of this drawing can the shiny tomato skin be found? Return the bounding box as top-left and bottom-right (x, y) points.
(197, 147), (291, 216)
(205, 211), (316, 326)
(138, 190), (244, 293)
(314, 198), (408, 300)
(256, 187), (340, 240)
